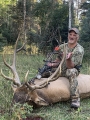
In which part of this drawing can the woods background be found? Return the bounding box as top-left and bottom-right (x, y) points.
(0, 0), (90, 55)
(0, 0), (90, 120)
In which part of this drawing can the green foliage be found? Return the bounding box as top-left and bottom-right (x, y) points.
(80, 41), (90, 60)
(0, 102), (33, 120)
(1, 23), (18, 44)
(49, 4), (68, 42)
(80, 8), (90, 42)
(11, 103), (33, 120)
(0, 0), (69, 53)
(10, 0), (33, 22)
(0, 0), (17, 45)
(0, 0), (16, 6)
(33, 1), (69, 52)
(0, 0), (34, 45)
(80, 0), (90, 16)
(33, 0), (58, 26)
(0, 33), (7, 51)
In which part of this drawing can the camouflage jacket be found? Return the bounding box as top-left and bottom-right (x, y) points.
(59, 43), (84, 72)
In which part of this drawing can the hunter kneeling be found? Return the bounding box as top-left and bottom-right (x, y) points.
(37, 28), (84, 108)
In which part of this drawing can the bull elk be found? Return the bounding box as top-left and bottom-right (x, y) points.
(1, 36), (90, 107)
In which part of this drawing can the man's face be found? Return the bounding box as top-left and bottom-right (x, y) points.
(68, 31), (79, 44)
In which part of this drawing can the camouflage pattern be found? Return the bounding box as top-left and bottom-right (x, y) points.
(59, 43), (84, 73)
(59, 43), (84, 99)
(41, 43), (84, 99)
(65, 68), (79, 98)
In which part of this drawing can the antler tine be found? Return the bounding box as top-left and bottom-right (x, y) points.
(11, 32), (21, 85)
(16, 41), (27, 53)
(1, 33), (21, 86)
(1, 69), (20, 87)
(48, 42), (66, 80)
(25, 70), (29, 82)
(27, 42), (66, 90)
(25, 81), (48, 91)
(13, 32), (20, 66)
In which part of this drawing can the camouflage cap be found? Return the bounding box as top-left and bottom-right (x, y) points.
(69, 28), (79, 34)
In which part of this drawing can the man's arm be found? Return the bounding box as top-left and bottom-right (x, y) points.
(47, 46), (63, 67)
(47, 57), (61, 67)
(66, 53), (75, 69)
(66, 51), (84, 69)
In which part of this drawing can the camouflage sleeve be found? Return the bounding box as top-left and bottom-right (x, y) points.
(72, 50), (84, 66)
(59, 43), (67, 52)
(57, 44), (65, 60)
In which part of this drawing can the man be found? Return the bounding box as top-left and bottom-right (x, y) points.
(47, 28), (84, 108)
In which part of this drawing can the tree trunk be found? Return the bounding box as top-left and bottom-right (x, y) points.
(23, 0), (26, 43)
(69, 0), (72, 29)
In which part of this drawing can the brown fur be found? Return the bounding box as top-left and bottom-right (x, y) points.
(13, 74), (90, 106)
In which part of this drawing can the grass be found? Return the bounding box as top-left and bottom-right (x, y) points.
(33, 99), (90, 120)
(0, 53), (90, 120)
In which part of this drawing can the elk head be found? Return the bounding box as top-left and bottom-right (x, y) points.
(1, 34), (66, 106)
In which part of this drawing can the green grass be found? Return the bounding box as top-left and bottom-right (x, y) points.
(33, 99), (90, 120)
(0, 54), (90, 120)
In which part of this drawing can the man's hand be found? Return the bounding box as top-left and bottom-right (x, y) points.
(66, 52), (74, 68)
(66, 52), (72, 60)
(47, 62), (52, 67)
(47, 58), (60, 67)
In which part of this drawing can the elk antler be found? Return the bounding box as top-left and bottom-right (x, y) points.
(26, 42), (66, 90)
(16, 41), (27, 53)
(1, 33), (26, 87)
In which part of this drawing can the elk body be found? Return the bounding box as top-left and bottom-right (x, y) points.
(1, 37), (90, 107)
(13, 74), (90, 106)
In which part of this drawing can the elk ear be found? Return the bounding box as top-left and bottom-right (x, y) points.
(34, 97), (49, 106)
